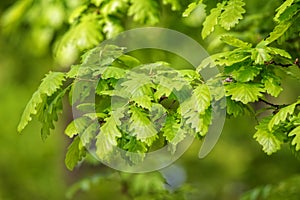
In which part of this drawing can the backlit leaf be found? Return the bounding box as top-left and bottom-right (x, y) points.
(289, 126), (300, 151)
(226, 83), (264, 104)
(201, 2), (225, 39)
(219, 0), (246, 30)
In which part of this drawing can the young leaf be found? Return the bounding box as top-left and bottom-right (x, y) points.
(162, 115), (181, 143)
(192, 84), (211, 113)
(132, 95), (153, 110)
(129, 106), (158, 146)
(262, 71), (283, 97)
(274, 0), (294, 22)
(219, 0), (246, 30)
(102, 67), (127, 80)
(277, 3), (300, 22)
(17, 71), (65, 133)
(65, 136), (86, 170)
(39, 72), (66, 96)
(65, 116), (92, 138)
(231, 66), (262, 82)
(266, 47), (291, 59)
(96, 116), (123, 161)
(39, 87), (69, 141)
(81, 122), (99, 146)
(183, 109), (201, 133)
(226, 83), (264, 104)
(201, 2), (225, 39)
(199, 107), (212, 136)
(226, 97), (249, 117)
(265, 22), (292, 45)
(251, 48), (272, 64)
(289, 126), (300, 151)
(254, 117), (283, 155)
(123, 137), (148, 164)
(268, 103), (297, 131)
(182, 2), (198, 17)
(221, 35), (252, 48)
(17, 92), (43, 133)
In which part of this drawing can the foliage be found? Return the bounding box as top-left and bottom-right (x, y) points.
(3, 0), (300, 199)
(17, 44), (215, 170)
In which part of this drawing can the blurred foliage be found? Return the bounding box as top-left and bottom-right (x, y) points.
(1, 0), (300, 200)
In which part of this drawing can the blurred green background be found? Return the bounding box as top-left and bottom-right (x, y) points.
(1, 0), (300, 200)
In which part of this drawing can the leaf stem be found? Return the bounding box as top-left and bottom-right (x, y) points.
(259, 98), (280, 109)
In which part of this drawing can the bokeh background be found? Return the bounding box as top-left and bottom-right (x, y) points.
(1, 0), (300, 199)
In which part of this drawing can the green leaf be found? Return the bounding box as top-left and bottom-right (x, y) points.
(268, 103), (297, 130)
(251, 48), (272, 64)
(128, 0), (160, 25)
(180, 83), (212, 134)
(198, 50), (251, 70)
(114, 55), (141, 69)
(219, 0), (246, 30)
(183, 110), (201, 133)
(254, 117), (283, 155)
(96, 116), (123, 161)
(231, 66), (262, 82)
(192, 84), (211, 113)
(262, 70), (283, 97)
(67, 65), (80, 78)
(199, 108), (212, 136)
(17, 92), (43, 133)
(65, 136), (86, 170)
(266, 47), (291, 59)
(265, 22), (292, 45)
(121, 72), (153, 93)
(129, 106), (158, 146)
(81, 122), (99, 146)
(202, 2), (225, 39)
(220, 35), (252, 48)
(181, 84), (211, 114)
(289, 126), (300, 151)
(39, 72), (66, 96)
(154, 85), (172, 100)
(102, 67), (127, 79)
(226, 97), (249, 117)
(277, 3), (300, 22)
(123, 136), (148, 164)
(81, 45), (125, 67)
(39, 87), (69, 141)
(17, 72), (65, 133)
(71, 81), (92, 104)
(132, 95), (153, 110)
(65, 117), (92, 138)
(226, 83), (264, 104)
(274, 0), (294, 22)
(182, 2), (198, 17)
(65, 121), (78, 138)
(162, 116), (181, 143)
